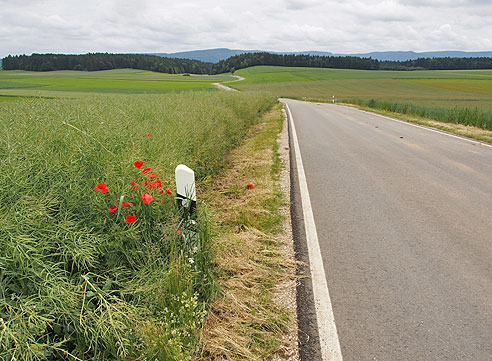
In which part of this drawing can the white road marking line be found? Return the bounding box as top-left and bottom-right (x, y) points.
(285, 103), (343, 361)
(337, 105), (492, 150)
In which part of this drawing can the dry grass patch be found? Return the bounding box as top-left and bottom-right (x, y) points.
(423, 119), (492, 143)
(198, 103), (298, 360)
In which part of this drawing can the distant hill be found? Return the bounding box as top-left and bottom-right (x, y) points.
(150, 48), (492, 63)
(0, 58), (2, 68)
(147, 48), (251, 63)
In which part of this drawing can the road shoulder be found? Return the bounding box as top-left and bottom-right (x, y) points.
(199, 103), (299, 360)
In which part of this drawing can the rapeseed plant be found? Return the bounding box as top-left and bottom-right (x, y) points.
(0, 91), (276, 360)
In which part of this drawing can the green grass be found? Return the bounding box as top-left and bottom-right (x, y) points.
(401, 78), (492, 95)
(0, 95), (24, 102)
(0, 69), (236, 98)
(236, 66), (492, 83)
(0, 91), (276, 360)
(350, 98), (492, 130)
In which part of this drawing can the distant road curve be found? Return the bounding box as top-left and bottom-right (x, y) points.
(230, 75), (245, 81)
(213, 75), (244, 91)
(212, 82), (239, 92)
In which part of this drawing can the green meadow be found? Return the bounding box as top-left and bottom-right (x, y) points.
(0, 69), (235, 98)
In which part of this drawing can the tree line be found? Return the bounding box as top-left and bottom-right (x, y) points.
(211, 52), (380, 73)
(2, 52), (492, 74)
(380, 56), (492, 70)
(1, 53), (213, 74)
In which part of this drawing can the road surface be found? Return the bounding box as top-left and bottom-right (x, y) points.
(283, 99), (492, 360)
(212, 82), (239, 92)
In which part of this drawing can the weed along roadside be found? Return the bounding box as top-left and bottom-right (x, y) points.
(0, 91), (280, 360)
(199, 103), (299, 360)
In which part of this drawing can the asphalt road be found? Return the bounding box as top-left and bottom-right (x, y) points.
(283, 99), (492, 360)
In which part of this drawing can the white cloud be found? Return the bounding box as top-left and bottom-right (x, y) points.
(1, 0), (491, 58)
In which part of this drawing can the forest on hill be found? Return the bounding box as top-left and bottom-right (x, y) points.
(3, 52), (492, 74)
(212, 52), (380, 73)
(379, 56), (492, 70)
(1, 53), (212, 74)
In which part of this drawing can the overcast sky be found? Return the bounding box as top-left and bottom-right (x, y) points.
(1, 0), (491, 58)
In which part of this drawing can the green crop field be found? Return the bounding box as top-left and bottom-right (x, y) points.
(0, 90), (276, 360)
(401, 78), (492, 95)
(0, 69), (235, 99)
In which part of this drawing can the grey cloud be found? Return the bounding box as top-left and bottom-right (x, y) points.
(397, 0), (492, 7)
(284, 0), (323, 10)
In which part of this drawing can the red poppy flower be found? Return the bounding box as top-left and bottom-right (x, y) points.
(122, 201), (133, 207)
(108, 205), (118, 213)
(77, 295), (81, 299)
(147, 173), (157, 179)
(177, 230), (182, 235)
(152, 179), (162, 189)
(142, 167), (151, 174)
(246, 184), (255, 189)
(94, 182), (108, 192)
(94, 182), (106, 190)
(130, 180), (139, 190)
(134, 161), (144, 169)
(144, 180), (152, 189)
(140, 194), (153, 204)
(146, 133), (151, 139)
(126, 215), (136, 223)
(166, 188), (172, 195)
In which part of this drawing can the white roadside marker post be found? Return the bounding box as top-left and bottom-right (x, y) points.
(175, 164), (196, 217)
(332, 95), (335, 104)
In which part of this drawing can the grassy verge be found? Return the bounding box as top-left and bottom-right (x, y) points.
(0, 91), (276, 360)
(342, 101), (492, 144)
(199, 103), (297, 360)
(347, 98), (492, 130)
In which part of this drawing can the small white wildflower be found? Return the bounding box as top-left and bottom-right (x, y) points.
(188, 257), (194, 264)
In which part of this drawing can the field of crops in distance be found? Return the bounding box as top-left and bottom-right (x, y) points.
(233, 66), (492, 112)
(0, 68), (235, 99)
